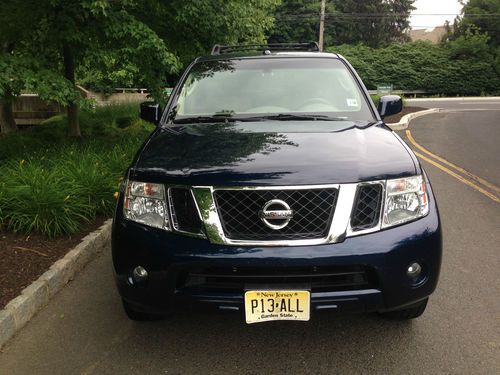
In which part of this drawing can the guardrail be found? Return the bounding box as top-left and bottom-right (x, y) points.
(368, 90), (427, 98)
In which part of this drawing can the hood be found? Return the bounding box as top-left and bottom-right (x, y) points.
(131, 121), (417, 186)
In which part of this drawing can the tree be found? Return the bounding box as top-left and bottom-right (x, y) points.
(459, 0), (500, 47)
(1, 0), (280, 137)
(0, 43), (19, 135)
(0, 0), (42, 134)
(0, 0), (180, 137)
(268, 0), (335, 46)
(331, 0), (415, 47)
(133, 0), (281, 66)
(268, 0), (415, 48)
(443, 0), (500, 75)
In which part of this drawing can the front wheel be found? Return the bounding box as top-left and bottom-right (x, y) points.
(379, 298), (428, 320)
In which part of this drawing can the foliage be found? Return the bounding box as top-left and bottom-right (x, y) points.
(133, 0), (281, 66)
(447, 27), (493, 60)
(331, 40), (500, 95)
(443, 0), (500, 76)
(370, 95), (381, 107)
(331, 0), (415, 47)
(0, 160), (94, 237)
(269, 0), (415, 48)
(0, 104), (155, 237)
(1, 0), (280, 136)
(75, 7), (181, 100)
(458, 0), (500, 47)
(0, 0), (181, 136)
(269, 0), (335, 45)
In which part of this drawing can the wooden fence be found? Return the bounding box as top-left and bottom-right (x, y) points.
(13, 94), (63, 126)
(13, 87), (151, 126)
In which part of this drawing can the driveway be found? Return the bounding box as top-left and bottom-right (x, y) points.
(0, 110), (499, 374)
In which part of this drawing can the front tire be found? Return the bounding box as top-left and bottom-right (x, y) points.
(380, 298), (428, 320)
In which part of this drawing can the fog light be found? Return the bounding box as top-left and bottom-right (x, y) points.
(132, 266), (148, 284)
(407, 262), (422, 278)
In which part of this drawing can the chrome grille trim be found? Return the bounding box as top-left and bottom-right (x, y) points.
(192, 184), (350, 246)
(213, 187), (338, 241)
(158, 182), (387, 246)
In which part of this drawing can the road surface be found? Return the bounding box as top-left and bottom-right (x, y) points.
(0, 110), (499, 374)
(406, 97), (500, 111)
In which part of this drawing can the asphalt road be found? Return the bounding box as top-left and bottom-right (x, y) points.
(406, 97), (500, 111)
(1, 111), (499, 374)
(409, 110), (500, 187)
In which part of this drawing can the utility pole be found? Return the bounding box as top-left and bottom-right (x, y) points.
(318, 0), (326, 51)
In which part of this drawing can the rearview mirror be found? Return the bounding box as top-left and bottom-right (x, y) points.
(140, 102), (162, 125)
(377, 95), (402, 119)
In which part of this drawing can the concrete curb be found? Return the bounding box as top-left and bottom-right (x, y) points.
(386, 108), (441, 131)
(0, 219), (112, 350)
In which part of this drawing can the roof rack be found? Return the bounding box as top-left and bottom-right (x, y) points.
(211, 42), (320, 55)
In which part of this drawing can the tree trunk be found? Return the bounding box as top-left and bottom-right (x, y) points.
(63, 43), (81, 137)
(1, 42), (18, 135)
(0, 99), (17, 135)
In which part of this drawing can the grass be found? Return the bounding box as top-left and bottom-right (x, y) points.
(0, 104), (155, 237)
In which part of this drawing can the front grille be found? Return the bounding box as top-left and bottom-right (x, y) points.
(213, 188), (338, 241)
(350, 184), (383, 231)
(178, 265), (376, 293)
(168, 188), (203, 234)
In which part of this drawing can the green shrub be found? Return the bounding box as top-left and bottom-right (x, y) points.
(60, 146), (117, 217)
(370, 94), (381, 107)
(0, 103), (148, 162)
(0, 160), (93, 237)
(330, 40), (500, 96)
(0, 104), (154, 237)
(115, 116), (135, 129)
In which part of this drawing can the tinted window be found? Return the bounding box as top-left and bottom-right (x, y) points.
(174, 58), (374, 122)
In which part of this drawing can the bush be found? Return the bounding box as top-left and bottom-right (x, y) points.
(0, 160), (93, 237)
(0, 104), (154, 237)
(330, 40), (500, 96)
(370, 94), (381, 107)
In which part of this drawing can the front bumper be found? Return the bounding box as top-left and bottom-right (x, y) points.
(112, 198), (442, 315)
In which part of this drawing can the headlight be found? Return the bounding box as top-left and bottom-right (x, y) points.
(123, 180), (170, 230)
(382, 175), (429, 228)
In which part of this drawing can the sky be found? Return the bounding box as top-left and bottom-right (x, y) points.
(410, 0), (464, 29)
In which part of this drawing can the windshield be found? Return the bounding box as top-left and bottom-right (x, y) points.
(171, 57), (375, 123)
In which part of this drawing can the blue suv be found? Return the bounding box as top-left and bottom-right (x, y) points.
(112, 43), (442, 323)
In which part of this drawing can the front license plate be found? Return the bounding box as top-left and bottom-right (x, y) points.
(244, 290), (310, 324)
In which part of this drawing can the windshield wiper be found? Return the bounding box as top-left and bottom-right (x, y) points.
(172, 114), (235, 124)
(172, 113), (350, 124)
(243, 114), (348, 122)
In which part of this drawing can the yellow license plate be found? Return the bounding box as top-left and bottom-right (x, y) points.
(244, 290), (310, 324)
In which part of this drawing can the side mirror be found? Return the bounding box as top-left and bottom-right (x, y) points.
(377, 95), (402, 118)
(140, 102), (162, 125)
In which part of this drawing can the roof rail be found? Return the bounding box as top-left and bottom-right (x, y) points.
(211, 42), (320, 55)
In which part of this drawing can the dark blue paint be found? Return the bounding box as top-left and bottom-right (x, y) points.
(112, 176), (441, 314)
(131, 122), (417, 186)
(112, 52), (442, 316)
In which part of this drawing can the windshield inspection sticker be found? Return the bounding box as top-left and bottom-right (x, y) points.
(346, 98), (358, 107)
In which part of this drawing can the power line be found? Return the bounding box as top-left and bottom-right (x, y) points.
(274, 13), (500, 19)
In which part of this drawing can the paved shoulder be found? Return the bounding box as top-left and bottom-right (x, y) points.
(408, 110), (500, 187)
